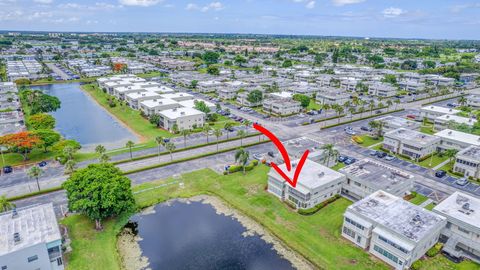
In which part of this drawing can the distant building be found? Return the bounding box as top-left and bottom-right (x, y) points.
(433, 192), (480, 263)
(340, 158), (414, 201)
(0, 203), (64, 270)
(342, 190), (446, 270)
(419, 105), (459, 121)
(434, 115), (475, 131)
(375, 116), (420, 133)
(158, 107), (205, 131)
(435, 129), (480, 151)
(453, 146), (480, 179)
(383, 128), (440, 160)
(267, 159), (346, 209)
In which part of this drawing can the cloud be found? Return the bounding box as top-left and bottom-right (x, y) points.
(33, 0), (53, 4)
(119, 0), (161, 7)
(451, 3), (480, 13)
(305, 1), (315, 9)
(58, 2), (122, 11)
(382, 7), (405, 18)
(186, 2), (224, 12)
(332, 0), (365, 6)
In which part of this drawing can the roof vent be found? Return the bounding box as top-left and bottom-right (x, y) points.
(411, 214), (424, 226)
(13, 232), (21, 244)
(180, 112), (185, 115)
(318, 172), (325, 178)
(448, 131), (452, 135)
(462, 203), (470, 211)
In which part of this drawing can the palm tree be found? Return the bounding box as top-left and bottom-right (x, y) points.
(394, 99), (400, 110)
(64, 159), (76, 175)
(126, 141), (135, 159)
(165, 142), (176, 161)
(214, 128), (223, 152)
(155, 136), (164, 160)
(0, 195), (15, 213)
(224, 122), (233, 139)
(369, 101), (375, 115)
(348, 107), (356, 119)
(458, 96), (467, 107)
(180, 129), (191, 148)
(203, 123), (211, 143)
(100, 153), (110, 163)
(63, 146), (75, 161)
(243, 120), (251, 135)
(322, 103), (331, 118)
(27, 166), (43, 191)
(320, 144), (339, 166)
(237, 130), (246, 146)
(234, 148), (250, 175)
(445, 149), (459, 166)
(335, 106), (344, 122)
(95, 145), (106, 162)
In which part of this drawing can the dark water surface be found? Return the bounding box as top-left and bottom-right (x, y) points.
(31, 83), (137, 149)
(130, 200), (295, 270)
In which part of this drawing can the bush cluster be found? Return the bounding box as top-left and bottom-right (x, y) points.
(297, 194), (341, 215)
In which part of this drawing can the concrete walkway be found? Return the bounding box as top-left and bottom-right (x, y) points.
(419, 198), (433, 208)
(433, 158), (451, 170)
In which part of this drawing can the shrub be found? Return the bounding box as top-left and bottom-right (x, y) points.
(418, 154), (433, 162)
(298, 194), (341, 215)
(227, 160), (258, 174)
(352, 135), (364, 144)
(426, 243), (442, 257)
(410, 260), (423, 270)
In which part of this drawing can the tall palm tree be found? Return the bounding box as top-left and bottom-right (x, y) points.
(214, 128), (223, 152)
(180, 129), (191, 148)
(237, 130), (246, 146)
(27, 166), (43, 191)
(224, 122), (233, 139)
(203, 123), (211, 143)
(458, 96), (467, 107)
(445, 149), (459, 166)
(320, 144), (339, 166)
(0, 195), (15, 213)
(126, 141), (135, 159)
(243, 120), (251, 135)
(394, 99), (400, 110)
(322, 103), (331, 118)
(155, 136), (164, 160)
(100, 153), (110, 163)
(386, 100), (393, 111)
(369, 100), (375, 115)
(235, 148), (250, 175)
(64, 159), (76, 175)
(95, 145), (106, 162)
(165, 142), (176, 161)
(348, 107), (356, 120)
(63, 146), (75, 161)
(335, 106), (344, 123)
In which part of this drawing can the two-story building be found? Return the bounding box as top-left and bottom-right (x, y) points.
(383, 128), (440, 160)
(453, 146), (480, 179)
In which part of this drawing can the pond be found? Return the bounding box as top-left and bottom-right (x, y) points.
(127, 198), (297, 270)
(31, 83), (138, 150)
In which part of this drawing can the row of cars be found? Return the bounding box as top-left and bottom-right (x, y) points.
(2, 161), (47, 175)
(434, 170), (469, 186)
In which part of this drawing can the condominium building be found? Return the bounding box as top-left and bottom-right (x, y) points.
(453, 146), (480, 179)
(466, 94), (480, 108)
(0, 82), (17, 93)
(383, 128), (440, 160)
(125, 91), (163, 110)
(316, 88), (350, 105)
(367, 82), (398, 97)
(267, 159), (346, 209)
(262, 97), (302, 116)
(376, 116), (420, 133)
(139, 98), (180, 116)
(342, 191), (446, 270)
(419, 105), (460, 121)
(434, 115), (475, 131)
(0, 203), (64, 270)
(158, 107), (205, 131)
(435, 129), (480, 151)
(433, 192), (480, 263)
(236, 91), (262, 107)
(218, 88), (237, 100)
(339, 158), (414, 201)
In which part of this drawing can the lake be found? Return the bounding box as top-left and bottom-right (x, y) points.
(128, 199), (296, 270)
(31, 83), (138, 150)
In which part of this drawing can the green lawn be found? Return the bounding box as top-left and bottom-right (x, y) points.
(424, 203), (436, 211)
(137, 71), (166, 79)
(62, 166), (479, 270)
(0, 148), (97, 167)
(307, 99), (321, 110)
(409, 194), (429, 205)
(331, 162), (346, 171)
(420, 125), (435, 135)
(82, 83), (173, 142)
(358, 135), (383, 147)
(418, 154), (450, 169)
(413, 254), (479, 270)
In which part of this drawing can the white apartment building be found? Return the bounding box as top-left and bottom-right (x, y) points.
(139, 98), (180, 116)
(342, 191), (446, 270)
(435, 129), (480, 151)
(466, 94), (480, 108)
(368, 82), (398, 97)
(262, 98), (302, 116)
(267, 159), (346, 209)
(434, 114), (475, 131)
(383, 128), (440, 160)
(420, 105), (460, 121)
(158, 107), (205, 131)
(0, 203), (64, 270)
(125, 91), (163, 110)
(453, 146), (480, 179)
(160, 92), (195, 102)
(0, 82), (17, 93)
(236, 91), (262, 107)
(340, 158), (414, 201)
(197, 80), (223, 93)
(433, 192), (480, 263)
(178, 99), (216, 111)
(218, 88), (237, 100)
(376, 116), (420, 133)
(316, 88), (350, 105)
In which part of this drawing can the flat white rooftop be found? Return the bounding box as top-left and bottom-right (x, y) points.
(268, 158), (345, 192)
(436, 114), (475, 126)
(386, 128), (439, 146)
(270, 91), (293, 99)
(421, 105), (459, 115)
(177, 99), (215, 109)
(159, 107), (205, 119)
(433, 191), (480, 229)
(350, 190), (445, 242)
(126, 91), (162, 100)
(457, 145), (480, 161)
(140, 98), (178, 108)
(435, 129), (480, 146)
(0, 203), (61, 256)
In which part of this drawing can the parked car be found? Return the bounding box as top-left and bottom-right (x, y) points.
(435, 170), (447, 178)
(344, 158), (357, 165)
(369, 150), (378, 156)
(385, 155), (396, 161)
(163, 138), (170, 143)
(338, 155), (348, 162)
(375, 110), (382, 114)
(38, 161), (47, 167)
(252, 153), (263, 160)
(345, 129), (356, 135)
(361, 126), (373, 132)
(3, 165), (13, 174)
(267, 151), (275, 158)
(406, 114), (417, 120)
(376, 152), (388, 158)
(456, 178), (469, 186)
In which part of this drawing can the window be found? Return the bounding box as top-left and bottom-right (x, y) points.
(1, 266), (7, 270)
(458, 226), (470, 235)
(356, 236), (362, 244)
(345, 217), (365, 230)
(343, 226), (355, 238)
(378, 235), (409, 254)
(57, 257), (63, 266)
(27, 255), (38, 263)
(373, 245), (399, 264)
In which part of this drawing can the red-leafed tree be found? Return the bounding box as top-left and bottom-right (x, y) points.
(0, 131), (41, 160)
(112, 63), (127, 73)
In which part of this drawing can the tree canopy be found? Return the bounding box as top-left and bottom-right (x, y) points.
(27, 113), (55, 129)
(62, 163), (135, 230)
(293, 94), (310, 108)
(246, 90), (263, 104)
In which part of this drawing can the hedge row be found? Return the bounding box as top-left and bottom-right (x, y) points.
(297, 194), (341, 215)
(113, 132), (262, 165)
(122, 140), (269, 175)
(225, 160), (259, 174)
(421, 94), (464, 106)
(8, 186), (63, 201)
(322, 109), (405, 129)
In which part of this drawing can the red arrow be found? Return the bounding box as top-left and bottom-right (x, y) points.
(253, 123), (310, 188)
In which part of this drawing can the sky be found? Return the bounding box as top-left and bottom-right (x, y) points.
(0, 0), (479, 40)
